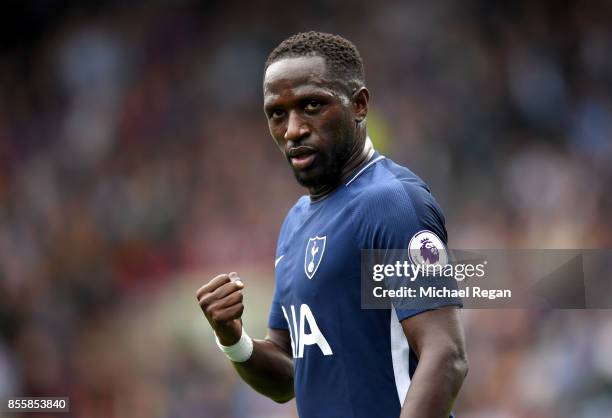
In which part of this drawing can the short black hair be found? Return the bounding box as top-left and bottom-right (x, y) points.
(265, 31), (365, 91)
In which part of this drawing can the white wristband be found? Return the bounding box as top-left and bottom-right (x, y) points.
(215, 329), (253, 363)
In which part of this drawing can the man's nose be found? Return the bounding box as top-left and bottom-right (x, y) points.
(284, 111), (309, 142)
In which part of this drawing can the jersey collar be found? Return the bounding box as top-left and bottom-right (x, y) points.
(344, 139), (386, 187)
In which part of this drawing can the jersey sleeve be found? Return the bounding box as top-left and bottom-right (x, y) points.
(268, 281), (288, 329)
(352, 179), (461, 321)
(267, 205), (296, 330)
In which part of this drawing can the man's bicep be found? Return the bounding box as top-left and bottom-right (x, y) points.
(400, 307), (466, 359)
(266, 328), (293, 358)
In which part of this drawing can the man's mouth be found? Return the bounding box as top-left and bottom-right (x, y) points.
(288, 146), (317, 170)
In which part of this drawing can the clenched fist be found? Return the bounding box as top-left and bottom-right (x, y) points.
(196, 272), (245, 346)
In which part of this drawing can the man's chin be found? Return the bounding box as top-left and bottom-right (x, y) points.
(293, 167), (339, 190)
(292, 166), (321, 187)
(293, 170), (319, 189)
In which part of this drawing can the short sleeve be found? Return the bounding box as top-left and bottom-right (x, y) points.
(268, 281), (289, 329)
(267, 210), (295, 330)
(352, 180), (461, 321)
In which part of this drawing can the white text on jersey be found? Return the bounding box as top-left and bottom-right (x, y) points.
(281, 304), (333, 358)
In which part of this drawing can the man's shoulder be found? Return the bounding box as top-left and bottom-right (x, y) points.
(349, 157), (433, 209)
(348, 156), (448, 244)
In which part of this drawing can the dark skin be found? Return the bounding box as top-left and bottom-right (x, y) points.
(196, 56), (468, 415)
(263, 55), (371, 201)
(196, 273), (294, 402)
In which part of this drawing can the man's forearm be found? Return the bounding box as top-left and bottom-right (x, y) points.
(196, 274), (294, 402)
(231, 338), (294, 403)
(399, 349), (468, 418)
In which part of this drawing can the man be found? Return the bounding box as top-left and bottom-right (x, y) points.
(196, 32), (468, 418)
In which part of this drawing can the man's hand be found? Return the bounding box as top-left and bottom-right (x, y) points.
(196, 272), (245, 346)
(195, 272), (295, 402)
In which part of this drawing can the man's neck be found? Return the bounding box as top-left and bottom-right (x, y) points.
(308, 135), (374, 202)
(340, 135), (374, 183)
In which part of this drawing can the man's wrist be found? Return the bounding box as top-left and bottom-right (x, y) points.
(216, 330), (240, 346)
(215, 328), (254, 363)
(214, 320), (242, 345)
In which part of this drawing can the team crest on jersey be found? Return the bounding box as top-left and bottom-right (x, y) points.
(304, 236), (326, 279)
(408, 230), (448, 266)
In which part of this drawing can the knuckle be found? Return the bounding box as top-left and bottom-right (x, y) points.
(196, 286), (207, 299)
(204, 303), (217, 317)
(199, 297), (210, 309)
(209, 310), (220, 323)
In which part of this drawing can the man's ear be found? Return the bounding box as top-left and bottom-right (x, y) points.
(352, 87), (369, 122)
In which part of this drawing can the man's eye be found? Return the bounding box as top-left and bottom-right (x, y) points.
(304, 101), (321, 112)
(270, 110), (285, 119)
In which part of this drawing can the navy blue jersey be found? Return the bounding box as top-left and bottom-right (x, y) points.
(268, 151), (457, 418)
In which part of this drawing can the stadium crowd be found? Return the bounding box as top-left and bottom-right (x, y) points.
(0, 1), (611, 417)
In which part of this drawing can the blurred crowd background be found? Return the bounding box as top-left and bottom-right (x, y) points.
(1, 0), (611, 417)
